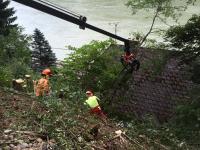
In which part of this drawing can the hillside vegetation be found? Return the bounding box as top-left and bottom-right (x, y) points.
(1, 0), (200, 149)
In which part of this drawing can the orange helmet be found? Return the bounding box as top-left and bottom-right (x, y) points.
(42, 68), (52, 76)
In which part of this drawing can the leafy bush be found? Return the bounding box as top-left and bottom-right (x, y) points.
(0, 27), (31, 65)
(8, 60), (33, 78)
(61, 40), (123, 93)
(170, 86), (200, 145)
(0, 66), (13, 87)
(0, 27), (32, 87)
(0, 61), (33, 87)
(190, 59), (200, 84)
(165, 14), (200, 64)
(114, 115), (183, 149)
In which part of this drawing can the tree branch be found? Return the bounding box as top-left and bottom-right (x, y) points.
(135, 6), (160, 61)
(157, 16), (172, 27)
(140, 6), (160, 46)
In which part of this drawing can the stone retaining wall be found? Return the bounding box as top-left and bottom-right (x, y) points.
(111, 50), (194, 122)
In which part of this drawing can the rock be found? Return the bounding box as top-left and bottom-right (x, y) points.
(115, 130), (122, 136)
(4, 129), (12, 134)
(48, 139), (56, 149)
(9, 144), (15, 148)
(16, 145), (21, 150)
(18, 140), (24, 144)
(4, 135), (9, 140)
(78, 136), (83, 142)
(36, 138), (43, 143)
(41, 142), (48, 150)
(28, 137), (36, 141)
(3, 146), (10, 150)
(9, 135), (14, 140)
(21, 142), (29, 148)
(49, 139), (56, 143)
(33, 143), (38, 147)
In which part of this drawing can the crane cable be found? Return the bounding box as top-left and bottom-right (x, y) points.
(36, 0), (80, 18)
(35, 0), (82, 18)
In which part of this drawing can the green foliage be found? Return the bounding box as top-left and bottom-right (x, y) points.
(191, 59), (200, 84)
(170, 86), (200, 145)
(0, 0), (17, 36)
(0, 27), (32, 87)
(8, 59), (32, 78)
(0, 27), (31, 65)
(0, 66), (13, 87)
(0, 61), (32, 87)
(31, 28), (57, 72)
(33, 95), (94, 149)
(129, 32), (161, 48)
(114, 115), (184, 149)
(126, 0), (195, 20)
(165, 14), (200, 84)
(62, 40), (123, 92)
(141, 48), (170, 76)
(126, 0), (198, 46)
(186, 0), (197, 5)
(165, 14), (200, 63)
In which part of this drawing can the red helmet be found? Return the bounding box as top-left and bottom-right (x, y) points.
(42, 68), (52, 76)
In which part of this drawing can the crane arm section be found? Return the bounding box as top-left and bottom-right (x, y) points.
(12, 0), (130, 47)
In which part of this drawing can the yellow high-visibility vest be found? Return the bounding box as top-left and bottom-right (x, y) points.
(85, 96), (100, 108)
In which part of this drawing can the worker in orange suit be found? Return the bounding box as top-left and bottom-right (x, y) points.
(120, 51), (140, 72)
(34, 68), (52, 97)
(121, 51), (135, 65)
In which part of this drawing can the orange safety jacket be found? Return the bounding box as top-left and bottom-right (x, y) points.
(35, 78), (49, 97)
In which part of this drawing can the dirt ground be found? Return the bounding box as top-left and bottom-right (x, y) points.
(0, 89), (140, 150)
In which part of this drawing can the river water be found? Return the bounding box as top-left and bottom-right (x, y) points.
(10, 0), (200, 60)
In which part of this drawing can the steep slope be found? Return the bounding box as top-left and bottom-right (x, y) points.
(0, 88), (147, 150)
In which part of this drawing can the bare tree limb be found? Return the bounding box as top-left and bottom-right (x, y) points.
(140, 6), (160, 46)
(135, 5), (161, 61)
(157, 16), (172, 27)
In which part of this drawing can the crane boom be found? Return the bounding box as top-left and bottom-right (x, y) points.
(12, 0), (130, 50)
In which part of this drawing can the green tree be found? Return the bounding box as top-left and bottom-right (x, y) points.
(165, 14), (200, 83)
(0, 0), (17, 36)
(31, 28), (57, 71)
(170, 86), (200, 144)
(0, 27), (31, 65)
(0, 27), (32, 85)
(126, 0), (197, 46)
(61, 40), (122, 93)
(165, 14), (200, 63)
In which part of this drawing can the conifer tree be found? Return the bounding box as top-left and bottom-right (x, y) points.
(0, 0), (17, 36)
(31, 28), (57, 71)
